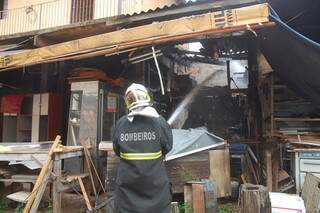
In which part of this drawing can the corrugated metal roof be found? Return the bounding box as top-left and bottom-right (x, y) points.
(126, 0), (200, 16)
(125, 0), (265, 16)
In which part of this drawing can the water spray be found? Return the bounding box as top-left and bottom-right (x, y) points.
(167, 70), (223, 128)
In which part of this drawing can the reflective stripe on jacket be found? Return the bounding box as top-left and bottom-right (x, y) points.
(120, 151), (162, 160)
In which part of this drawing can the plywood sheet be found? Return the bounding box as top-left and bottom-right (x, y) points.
(209, 149), (231, 198)
(166, 151), (210, 193)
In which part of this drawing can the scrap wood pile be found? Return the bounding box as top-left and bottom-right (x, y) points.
(275, 133), (320, 151)
(270, 77), (320, 151)
(17, 136), (106, 213)
(229, 144), (260, 185)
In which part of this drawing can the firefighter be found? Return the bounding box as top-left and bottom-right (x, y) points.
(112, 83), (173, 213)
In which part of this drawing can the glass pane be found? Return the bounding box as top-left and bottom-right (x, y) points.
(67, 91), (82, 146)
(230, 60), (248, 89)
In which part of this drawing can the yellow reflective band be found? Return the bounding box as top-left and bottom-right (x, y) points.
(120, 151), (162, 160)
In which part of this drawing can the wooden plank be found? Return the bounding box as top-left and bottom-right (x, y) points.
(7, 191), (31, 203)
(265, 149), (272, 191)
(270, 74), (274, 135)
(30, 161), (53, 213)
(0, 178), (36, 183)
(82, 145), (97, 196)
(209, 149), (231, 198)
(78, 177), (93, 211)
(191, 184), (205, 213)
(83, 145), (106, 193)
(23, 135), (61, 213)
(274, 117), (320, 122)
(52, 159), (62, 213)
(11, 175), (37, 181)
(257, 50), (273, 75)
(244, 153), (259, 184)
(53, 150), (83, 160)
(278, 169), (290, 183)
(167, 151), (210, 194)
(0, 4), (270, 70)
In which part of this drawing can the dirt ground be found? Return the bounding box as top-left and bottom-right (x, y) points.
(0, 184), (237, 213)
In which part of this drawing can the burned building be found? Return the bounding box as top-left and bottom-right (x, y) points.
(0, 0), (319, 212)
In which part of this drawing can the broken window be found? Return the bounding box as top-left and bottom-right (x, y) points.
(229, 60), (248, 89)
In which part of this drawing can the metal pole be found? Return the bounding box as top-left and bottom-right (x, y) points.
(152, 46), (165, 95)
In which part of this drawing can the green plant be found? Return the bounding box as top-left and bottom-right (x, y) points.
(45, 199), (53, 213)
(14, 205), (23, 213)
(178, 202), (192, 213)
(218, 203), (237, 213)
(0, 198), (9, 213)
(79, 207), (86, 213)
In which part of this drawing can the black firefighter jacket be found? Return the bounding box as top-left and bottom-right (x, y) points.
(112, 115), (173, 213)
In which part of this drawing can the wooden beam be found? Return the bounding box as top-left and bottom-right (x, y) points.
(30, 162), (53, 213)
(52, 159), (62, 213)
(0, 4), (271, 70)
(274, 117), (320, 122)
(34, 35), (59, 47)
(78, 177), (93, 211)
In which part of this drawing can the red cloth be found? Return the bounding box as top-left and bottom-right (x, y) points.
(1, 95), (23, 113)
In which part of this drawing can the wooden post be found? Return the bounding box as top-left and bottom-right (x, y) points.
(238, 184), (271, 213)
(192, 184), (205, 213)
(209, 149), (231, 198)
(52, 159), (61, 213)
(270, 74), (274, 135)
(265, 148), (272, 191)
(184, 182), (206, 213)
(23, 136), (61, 213)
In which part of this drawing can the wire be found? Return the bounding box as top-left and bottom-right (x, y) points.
(286, 9), (307, 24)
(0, 37), (34, 52)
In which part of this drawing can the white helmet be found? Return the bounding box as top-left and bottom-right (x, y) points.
(125, 83), (151, 111)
